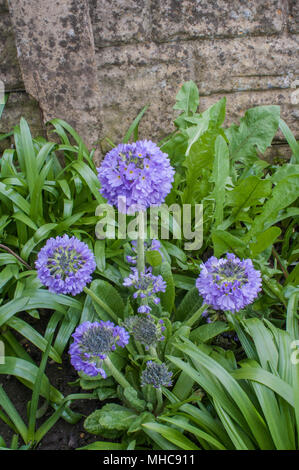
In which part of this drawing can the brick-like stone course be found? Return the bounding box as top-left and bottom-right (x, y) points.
(0, 0), (298, 161)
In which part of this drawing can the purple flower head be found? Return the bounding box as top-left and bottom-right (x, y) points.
(138, 305), (152, 314)
(196, 253), (262, 313)
(35, 235), (96, 296)
(97, 141), (174, 213)
(124, 315), (166, 350)
(123, 267), (166, 313)
(69, 321), (130, 378)
(141, 361), (172, 389)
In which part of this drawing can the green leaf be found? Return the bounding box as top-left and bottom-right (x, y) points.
(242, 318), (278, 372)
(19, 118), (38, 202)
(279, 118), (299, 163)
(212, 230), (247, 258)
(231, 364), (293, 407)
(78, 441), (125, 450)
(245, 174), (299, 241)
(72, 161), (104, 204)
(160, 416), (226, 450)
(190, 321), (229, 343)
(145, 250), (163, 267)
(227, 176), (272, 211)
(175, 287), (202, 322)
(20, 223), (57, 261)
(0, 182), (30, 215)
(212, 135), (229, 226)
(6, 317), (61, 363)
(88, 279), (125, 321)
(123, 387), (146, 412)
(0, 386), (28, 443)
(169, 339), (274, 449)
(27, 333), (54, 442)
(94, 240), (106, 272)
(226, 105), (280, 163)
(0, 357), (63, 404)
(159, 262), (175, 313)
(142, 422), (200, 450)
(173, 80), (199, 115)
(84, 404), (137, 436)
(250, 226), (281, 257)
(123, 105), (149, 143)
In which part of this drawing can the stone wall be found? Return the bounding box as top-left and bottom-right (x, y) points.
(1, 0), (298, 159)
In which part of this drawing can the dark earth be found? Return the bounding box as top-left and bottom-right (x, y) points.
(0, 312), (100, 450)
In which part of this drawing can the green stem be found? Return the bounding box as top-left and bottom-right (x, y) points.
(149, 346), (158, 358)
(83, 287), (118, 322)
(185, 303), (208, 328)
(137, 211), (145, 275)
(104, 356), (131, 389)
(155, 388), (163, 415)
(0, 244), (32, 270)
(135, 341), (144, 356)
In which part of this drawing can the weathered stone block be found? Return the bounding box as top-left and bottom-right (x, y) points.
(90, 0), (151, 47)
(8, 0), (103, 149)
(95, 35), (299, 149)
(0, 0), (8, 12)
(0, 92), (43, 135)
(151, 0), (285, 42)
(0, 12), (24, 89)
(96, 42), (195, 147)
(288, 0), (299, 33)
(192, 35), (299, 96)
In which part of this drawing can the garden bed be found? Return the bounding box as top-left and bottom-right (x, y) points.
(0, 81), (298, 451)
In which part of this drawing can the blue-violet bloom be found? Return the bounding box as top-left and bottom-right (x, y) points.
(97, 141), (174, 212)
(196, 253), (262, 312)
(124, 315), (166, 350)
(123, 267), (166, 313)
(69, 321), (129, 378)
(141, 361), (172, 389)
(35, 235), (96, 295)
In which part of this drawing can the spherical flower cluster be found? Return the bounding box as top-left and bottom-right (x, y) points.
(97, 140), (174, 212)
(35, 235), (96, 295)
(126, 239), (163, 265)
(196, 253), (262, 312)
(141, 361), (173, 389)
(123, 267), (166, 313)
(69, 321), (130, 377)
(124, 315), (166, 350)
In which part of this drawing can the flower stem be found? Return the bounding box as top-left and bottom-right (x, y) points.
(155, 388), (163, 415)
(185, 303), (208, 328)
(104, 356), (131, 389)
(83, 286), (118, 322)
(149, 346), (158, 358)
(0, 244), (32, 270)
(137, 211), (145, 275)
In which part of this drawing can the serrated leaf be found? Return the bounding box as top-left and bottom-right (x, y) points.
(123, 387), (146, 412)
(212, 230), (247, 258)
(173, 80), (199, 114)
(226, 105), (280, 163)
(250, 227), (281, 257)
(84, 404), (137, 435)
